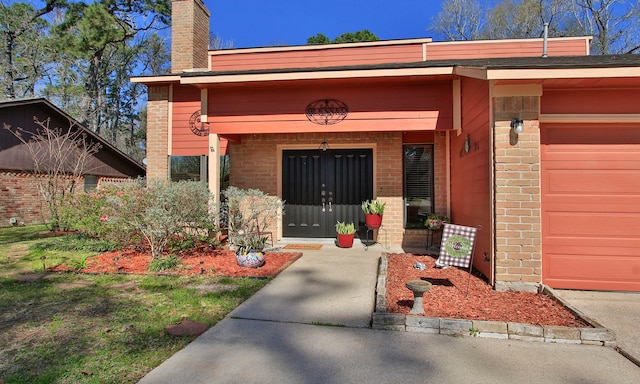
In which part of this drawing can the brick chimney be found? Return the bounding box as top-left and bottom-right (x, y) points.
(171, 0), (210, 73)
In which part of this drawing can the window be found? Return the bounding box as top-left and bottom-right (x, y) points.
(403, 144), (434, 228)
(169, 156), (208, 182)
(84, 175), (99, 192)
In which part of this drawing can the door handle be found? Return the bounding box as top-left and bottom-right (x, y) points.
(322, 202), (326, 212)
(328, 201), (332, 212)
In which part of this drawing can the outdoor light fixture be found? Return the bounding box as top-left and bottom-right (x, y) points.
(319, 141), (329, 151)
(511, 118), (524, 135)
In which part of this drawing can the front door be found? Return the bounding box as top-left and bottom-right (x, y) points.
(282, 149), (373, 238)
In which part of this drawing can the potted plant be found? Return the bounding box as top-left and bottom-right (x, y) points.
(223, 187), (284, 268)
(361, 199), (385, 229)
(426, 213), (449, 230)
(234, 231), (268, 268)
(335, 221), (356, 248)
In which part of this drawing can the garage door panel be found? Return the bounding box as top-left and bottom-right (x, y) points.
(544, 243), (640, 257)
(545, 170), (640, 194)
(544, 254), (640, 291)
(542, 124), (640, 291)
(546, 212), (640, 237)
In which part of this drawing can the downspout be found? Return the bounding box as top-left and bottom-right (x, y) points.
(542, 23), (549, 58)
(488, 80), (496, 287)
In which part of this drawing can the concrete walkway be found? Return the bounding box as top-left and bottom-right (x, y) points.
(139, 242), (640, 383)
(555, 289), (640, 365)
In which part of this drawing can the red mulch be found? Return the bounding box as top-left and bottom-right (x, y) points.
(50, 248), (302, 278)
(385, 253), (589, 327)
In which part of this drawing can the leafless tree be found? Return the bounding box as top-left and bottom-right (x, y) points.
(4, 117), (102, 231)
(430, 0), (485, 40)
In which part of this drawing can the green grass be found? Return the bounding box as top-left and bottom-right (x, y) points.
(0, 226), (271, 383)
(0, 224), (48, 245)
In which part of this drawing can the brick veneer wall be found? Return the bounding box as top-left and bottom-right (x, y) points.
(493, 96), (542, 291)
(229, 132), (448, 247)
(0, 172), (47, 226)
(171, 0), (210, 73)
(0, 172), (133, 227)
(146, 86), (170, 180)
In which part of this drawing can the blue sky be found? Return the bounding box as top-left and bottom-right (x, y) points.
(203, 0), (446, 48)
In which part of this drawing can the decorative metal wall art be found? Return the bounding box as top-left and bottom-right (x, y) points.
(189, 110), (209, 136)
(305, 99), (349, 125)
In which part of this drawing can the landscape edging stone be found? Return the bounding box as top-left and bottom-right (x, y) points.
(373, 254), (616, 347)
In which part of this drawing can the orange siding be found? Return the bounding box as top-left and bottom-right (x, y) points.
(449, 77), (492, 279)
(541, 124), (640, 291)
(427, 39), (588, 60)
(209, 81), (453, 134)
(171, 85), (208, 156)
(210, 44), (425, 71)
(541, 88), (640, 114)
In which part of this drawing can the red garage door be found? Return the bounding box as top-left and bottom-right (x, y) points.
(541, 124), (640, 291)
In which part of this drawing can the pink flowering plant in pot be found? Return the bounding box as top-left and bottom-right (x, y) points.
(425, 213), (449, 230)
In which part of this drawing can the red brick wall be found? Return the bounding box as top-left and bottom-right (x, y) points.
(228, 131), (448, 247)
(493, 96), (542, 291)
(0, 172), (47, 226)
(0, 172), (135, 227)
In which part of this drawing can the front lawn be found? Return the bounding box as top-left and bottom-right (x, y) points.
(0, 226), (269, 383)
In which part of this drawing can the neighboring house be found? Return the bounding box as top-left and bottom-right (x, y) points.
(133, 0), (640, 292)
(0, 98), (146, 226)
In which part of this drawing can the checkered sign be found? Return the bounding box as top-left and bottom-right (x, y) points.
(436, 224), (477, 268)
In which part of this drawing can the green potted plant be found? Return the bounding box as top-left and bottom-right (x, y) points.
(426, 213), (449, 230)
(234, 231), (268, 268)
(361, 199), (385, 229)
(223, 187), (283, 268)
(335, 221), (356, 248)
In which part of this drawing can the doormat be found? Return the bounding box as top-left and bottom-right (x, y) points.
(284, 244), (323, 250)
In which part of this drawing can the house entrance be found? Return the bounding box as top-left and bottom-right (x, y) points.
(282, 149), (373, 238)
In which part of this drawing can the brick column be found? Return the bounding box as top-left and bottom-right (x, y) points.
(493, 96), (541, 292)
(146, 86), (170, 181)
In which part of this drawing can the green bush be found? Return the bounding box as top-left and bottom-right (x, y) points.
(149, 255), (180, 272)
(63, 179), (219, 258)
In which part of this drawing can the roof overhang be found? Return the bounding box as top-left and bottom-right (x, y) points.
(130, 75), (181, 85)
(458, 66), (640, 80)
(180, 66), (455, 85)
(131, 55), (640, 86)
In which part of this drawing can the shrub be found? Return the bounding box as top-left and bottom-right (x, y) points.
(222, 187), (283, 251)
(64, 179), (219, 259)
(148, 255), (180, 272)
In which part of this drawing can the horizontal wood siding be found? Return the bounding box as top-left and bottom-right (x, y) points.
(449, 77), (491, 279)
(210, 44), (424, 71)
(209, 81), (453, 134)
(171, 85), (208, 156)
(427, 39), (588, 60)
(541, 88), (640, 114)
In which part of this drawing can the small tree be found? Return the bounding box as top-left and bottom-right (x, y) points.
(4, 117), (101, 231)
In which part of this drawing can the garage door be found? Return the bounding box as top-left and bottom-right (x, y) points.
(541, 124), (640, 291)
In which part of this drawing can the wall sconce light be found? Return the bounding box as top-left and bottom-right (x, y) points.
(511, 118), (524, 135)
(319, 141), (329, 151)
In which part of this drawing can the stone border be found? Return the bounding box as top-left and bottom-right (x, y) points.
(373, 254), (616, 346)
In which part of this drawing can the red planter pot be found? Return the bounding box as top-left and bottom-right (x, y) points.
(336, 233), (355, 248)
(365, 213), (383, 229)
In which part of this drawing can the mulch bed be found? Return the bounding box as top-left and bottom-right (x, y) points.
(385, 253), (589, 327)
(50, 248), (302, 278)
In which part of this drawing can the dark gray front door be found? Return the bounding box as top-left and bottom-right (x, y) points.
(282, 149), (373, 238)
